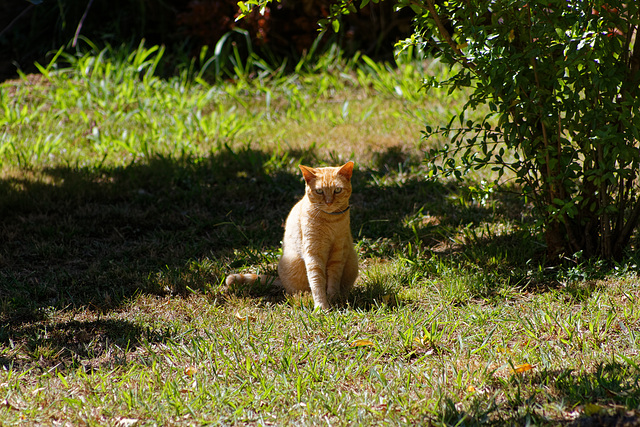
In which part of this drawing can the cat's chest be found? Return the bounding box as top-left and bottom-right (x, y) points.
(300, 215), (348, 241)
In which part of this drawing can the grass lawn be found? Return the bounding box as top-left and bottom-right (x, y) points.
(1, 43), (639, 425)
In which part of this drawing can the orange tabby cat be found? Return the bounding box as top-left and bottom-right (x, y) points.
(226, 161), (358, 309)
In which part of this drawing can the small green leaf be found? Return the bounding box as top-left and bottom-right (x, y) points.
(332, 19), (340, 33)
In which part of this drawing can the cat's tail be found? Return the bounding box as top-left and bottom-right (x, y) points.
(225, 273), (282, 288)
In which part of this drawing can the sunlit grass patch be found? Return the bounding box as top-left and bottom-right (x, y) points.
(1, 41), (455, 173)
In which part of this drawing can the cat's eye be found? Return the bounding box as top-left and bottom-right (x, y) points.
(315, 189), (324, 194)
(334, 187), (343, 193)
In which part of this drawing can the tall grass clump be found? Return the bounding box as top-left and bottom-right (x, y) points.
(1, 34), (446, 171)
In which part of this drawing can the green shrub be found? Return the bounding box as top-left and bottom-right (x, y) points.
(407, 0), (640, 261)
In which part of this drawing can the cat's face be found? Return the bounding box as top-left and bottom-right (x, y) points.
(299, 162), (354, 214)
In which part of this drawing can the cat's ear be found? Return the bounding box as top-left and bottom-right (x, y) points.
(338, 161), (354, 180)
(299, 165), (317, 184)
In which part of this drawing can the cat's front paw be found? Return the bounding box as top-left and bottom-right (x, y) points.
(313, 300), (330, 311)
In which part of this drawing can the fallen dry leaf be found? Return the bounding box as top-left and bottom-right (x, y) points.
(235, 312), (256, 321)
(496, 346), (514, 355)
(584, 402), (606, 416)
(350, 339), (374, 348)
(184, 366), (198, 376)
(414, 336), (436, 347)
(512, 363), (535, 374)
(117, 418), (138, 427)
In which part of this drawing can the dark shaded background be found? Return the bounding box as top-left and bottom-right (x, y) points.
(0, 0), (413, 81)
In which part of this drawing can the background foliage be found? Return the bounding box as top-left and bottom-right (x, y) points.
(0, 0), (412, 81)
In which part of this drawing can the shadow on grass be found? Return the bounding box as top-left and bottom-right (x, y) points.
(0, 144), (546, 365)
(0, 145), (544, 314)
(0, 318), (175, 371)
(436, 361), (640, 426)
(0, 147), (305, 318)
